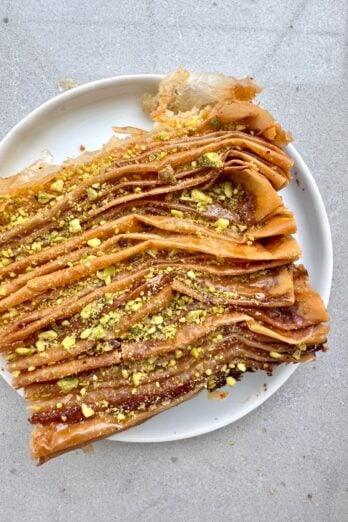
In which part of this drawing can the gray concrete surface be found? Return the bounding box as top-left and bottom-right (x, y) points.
(0, 1), (347, 521)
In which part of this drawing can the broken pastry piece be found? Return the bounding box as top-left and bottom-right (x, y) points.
(0, 69), (328, 463)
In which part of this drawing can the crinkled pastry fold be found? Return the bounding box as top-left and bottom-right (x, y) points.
(0, 69), (329, 463)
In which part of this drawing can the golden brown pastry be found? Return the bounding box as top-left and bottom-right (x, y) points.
(0, 69), (329, 463)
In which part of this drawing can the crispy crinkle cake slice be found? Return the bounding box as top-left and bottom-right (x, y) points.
(0, 69), (329, 463)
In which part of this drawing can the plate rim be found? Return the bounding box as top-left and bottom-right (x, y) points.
(0, 74), (333, 443)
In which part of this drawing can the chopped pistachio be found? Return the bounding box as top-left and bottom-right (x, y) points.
(104, 265), (116, 278)
(97, 266), (116, 285)
(207, 377), (216, 390)
(35, 339), (46, 352)
(37, 192), (55, 204)
(1, 248), (14, 258)
(191, 189), (212, 205)
(205, 368), (212, 376)
(186, 309), (206, 324)
(69, 218), (82, 233)
(117, 412), (126, 421)
(187, 270), (196, 279)
(125, 298), (142, 312)
(151, 315), (164, 325)
(223, 182), (233, 198)
(190, 347), (200, 359)
(12, 370), (20, 378)
(270, 351), (282, 359)
(132, 372), (144, 387)
(214, 218), (230, 230)
(158, 164), (176, 184)
(80, 328), (92, 339)
(99, 314), (110, 326)
(197, 152), (223, 169)
(170, 209), (184, 219)
(15, 347), (35, 356)
(121, 369), (129, 379)
(237, 362), (246, 372)
(57, 377), (79, 393)
(62, 336), (76, 350)
(184, 117), (199, 127)
(80, 301), (103, 320)
(90, 325), (105, 340)
(38, 330), (58, 341)
(226, 376), (237, 387)
(81, 403), (95, 418)
(87, 238), (101, 248)
(157, 130), (171, 141)
(212, 306), (225, 314)
(86, 187), (98, 200)
(50, 179), (65, 193)
(31, 241), (42, 252)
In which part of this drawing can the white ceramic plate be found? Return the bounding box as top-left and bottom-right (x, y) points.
(0, 75), (332, 442)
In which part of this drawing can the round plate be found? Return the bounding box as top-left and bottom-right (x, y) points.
(0, 75), (333, 442)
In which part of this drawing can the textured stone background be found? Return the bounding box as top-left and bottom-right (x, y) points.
(0, 1), (347, 521)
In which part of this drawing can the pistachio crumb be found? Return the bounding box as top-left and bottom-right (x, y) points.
(57, 377), (79, 393)
(132, 372), (144, 387)
(80, 328), (92, 339)
(197, 152), (223, 169)
(87, 187), (98, 200)
(69, 218), (82, 233)
(15, 347), (35, 356)
(190, 347), (200, 359)
(170, 209), (184, 219)
(87, 238), (101, 248)
(214, 218), (230, 231)
(81, 403), (95, 418)
(50, 179), (65, 193)
(62, 336), (76, 350)
(270, 351), (282, 359)
(38, 330), (58, 341)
